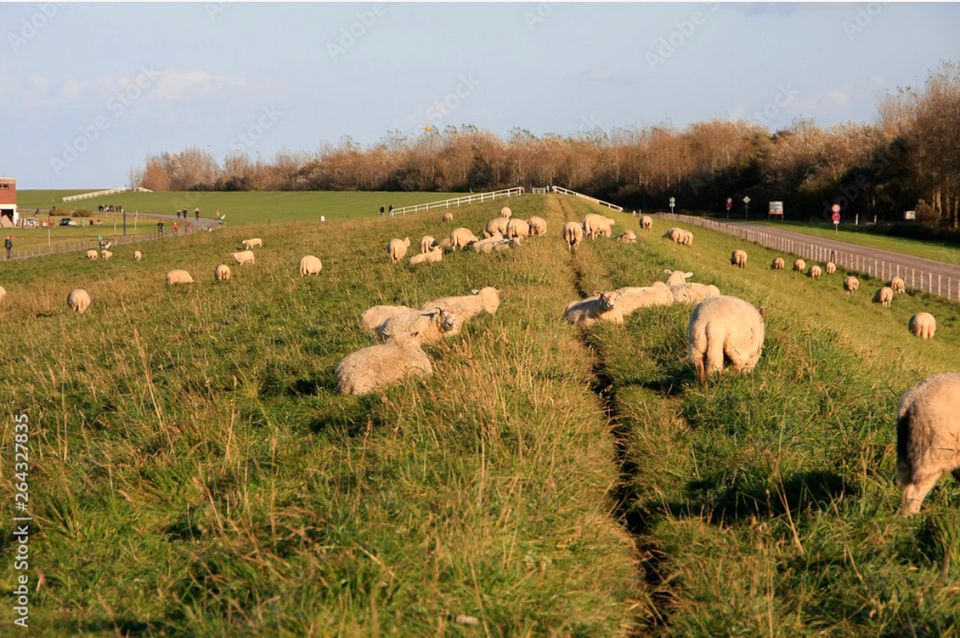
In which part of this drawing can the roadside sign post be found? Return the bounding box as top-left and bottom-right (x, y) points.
(669, 196), (676, 214)
(743, 195), (751, 219)
(832, 204), (841, 232)
(726, 197), (733, 218)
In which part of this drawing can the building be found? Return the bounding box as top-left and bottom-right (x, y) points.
(0, 177), (17, 227)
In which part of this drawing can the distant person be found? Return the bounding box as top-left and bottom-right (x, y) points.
(388, 203), (394, 214)
(195, 208), (200, 224)
(218, 212), (225, 227)
(157, 222), (164, 235)
(379, 205), (385, 217)
(172, 221), (179, 235)
(4, 236), (12, 260)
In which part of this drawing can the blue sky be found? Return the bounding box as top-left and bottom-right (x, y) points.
(3, 2), (959, 188)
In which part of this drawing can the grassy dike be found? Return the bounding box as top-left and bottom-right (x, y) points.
(0, 195), (639, 635)
(564, 202), (960, 636)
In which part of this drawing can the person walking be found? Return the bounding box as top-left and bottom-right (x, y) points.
(4, 235), (12, 260)
(172, 221), (179, 235)
(379, 205), (385, 217)
(194, 208), (200, 225)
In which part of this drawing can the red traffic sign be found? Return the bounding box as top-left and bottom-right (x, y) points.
(832, 211), (841, 223)
(831, 204), (841, 214)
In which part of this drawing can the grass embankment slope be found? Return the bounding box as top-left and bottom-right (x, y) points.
(564, 202), (960, 635)
(0, 196), (639, 635)
(17, 190), (469, 225)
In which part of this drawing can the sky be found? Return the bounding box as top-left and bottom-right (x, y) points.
(3, 2), (960, 188)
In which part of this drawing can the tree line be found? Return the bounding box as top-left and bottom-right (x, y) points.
(133, 62), (960, 227)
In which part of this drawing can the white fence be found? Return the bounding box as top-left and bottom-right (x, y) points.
(62, 186), (153, 202)
(659, 213), (960, 303)
(389, 187), (525, 215)
(551, 186), (624, 212)
(5, 223), (221, 262)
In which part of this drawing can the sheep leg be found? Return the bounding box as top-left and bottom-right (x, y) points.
(703, 324), (726, 381)
(899, 472), (943, 516)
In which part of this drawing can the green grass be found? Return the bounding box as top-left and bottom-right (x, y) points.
(17, 190), (469, 225)
(5, 214), (169, 253)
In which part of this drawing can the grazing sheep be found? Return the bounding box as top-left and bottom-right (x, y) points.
(908, 312), (936, 339)
(299, 255), (323, 276)
(663, 228), (680, 242)
(844, 276), (859, 294)
(793, 259), (806, 272)
(583, 214), (615, 239)
(896, 373), (960, 516)
(134, 250), (142, 261)
(527, 216), (547, 236)
(615, 230), (638, 244)
(0, 285), (5, 303)
(442, 211), (454, 222)
(67, 288), (91, 313)
(500, 206), (512, 219)
(688, 295), (765, 383)
(641, 215), (653, 230)
(564, 291), (623, 327)
(890, 276), (906, 294)
(449, 228), (479, 250)
(166, 270), (194, 285)
(506, 218), (530, 239)
(420, 287), (500, 332)
(85, 249), (98, 260)
(874, 286), (894, 307)
(376, 306), (459, 343)
(825, 261), (837, 275)
(409, 246), (443, 265)
(241, 238), (263, 250)
(360, 305), (420, 332)
(214, 264), (232, 281)
(484, 217), (509, 238)
(562, 221), (584, 250)
(419, 235), (436, 254)
(232, 250), (256, 266)
(731, 249), (748, 268)
(663, 270), (694, 287)
(388, 237), (411, 263)
(771, 257), (785, 270)
(100, 250), (113, 261)
(671, 283), (721, 305)
(678, 229), (694, 247)
(335, 336), (433, 395)
(614, 286), (674, 315)
(808, 265), (822, 279)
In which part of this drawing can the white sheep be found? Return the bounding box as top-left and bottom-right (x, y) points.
(484, 217), (509, 238)
(335, 335), (433, 395)
(499, 206), (512, 219)
(663, 270), (694, 287)
(613, 286), (674, 315)
(793, 258), (806, 272)
(678, 229), (694, 247)
(388, 237), (411, 263)
(671, 282), (721, 305)
(442, 211), (454, 222)
(731, 249), (748, 268)
(874, 286), (894, 307)
(527, 216), (547, 236)
(583, 214), (615, 239)
(100, 250), (113, 260)
(640, 215), (653, 230)
(409, 247), (443, 265)
(470, 237), (503, 254)
(688, 295), (764, 383)
(67, 288), (91, 313)
(844, 276), (859, 294)
(771, 257), (785, 270)
(419, 235), (436, 254)
(563, 291), (623, 327)
(562, 221), (583, 250)
(376, 306), (459, 343)
(232, 250), (256, 266)
(300, 255), (323, 276)
(615, 230), (638, 244)
(134, 250), (142, 261)
(439, 237), (452, 249)
(491, 238), (522, 252)
(0, 285), (5, 303)
(808, 265), (822, 279)
(241, 238), (263, 250)
(908, 312), (936, 339)
(419, 287), (500, 333)
(166, 269), (194, 285)
(85, 249), (98, 260)
(214, 264), (232, 281)
(360, 305), (420, 332)
(506, 218), (530, 239)
(825, 261), (837, 275)
(890, 276), (906, 294)
(896, 373), (960, 515)
(449, 228), (478, 250)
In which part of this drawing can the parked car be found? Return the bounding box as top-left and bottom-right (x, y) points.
(59, 218), (78, 227)
(25, 218), (38, 228)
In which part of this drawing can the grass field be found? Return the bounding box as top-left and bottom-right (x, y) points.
(4, 214), (169, 253)
(0, 194), (958, 634)
(17, 190), (469, 226)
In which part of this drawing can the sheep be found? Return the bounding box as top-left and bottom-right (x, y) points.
(214, 264), (232, 281)
(663, 270), (694, 287)
(583, 214), (615, 239)
(0, 285), (5, 303)
(335, 335), (433, 395)
(793, 258), (806, 272)
(470, 237), (503, 254)
(640, 215), (653, 230)
(613, 285), (674, 315)
(300, 255), (323, 276)
(562, 221), (584, 250)
(688, 295), (765, 383)
(808, 265), (822, 279)
(890, 276), (906, 294)
(771, 257), (785, 270)
(564, 291), (623, 327)
(896, 373), (960, 516)
(731, 249), (748, 268)
(360, 305), (420, 332)
(232, 250), (256, 266)
(484, 217), (509, 238)
(376, 306), (459, 343)
(419, 235), (436, 254)
(419, 287), (500, 332)
(439, 237), (452, 249)
(527, 216), (547, 236)
(615, 230), (637, 244)
(449, 228), (479, 250)
(506, 218), (530, 239)
(874, 286), (894, 307)
(908, 312), (936, 339)
(844, 276), (859, 294)
(67, 288), (91, 313)
(825, 261), (837, 275)
(442, 211), (454, 222)
(85, 249), (98, 260)
(388, 237), (411, 263)
(490, 238), (522, 252)
(241, 238), (263, 250)
(678, 229), (694, 247)
(134, 250), (142, 261)
(409, 246), (443, 265)
(500, 206), (512, 219)
(166, 270), (194, 285)
(100, 250), (113, 261)
(671, 282), (721, 305)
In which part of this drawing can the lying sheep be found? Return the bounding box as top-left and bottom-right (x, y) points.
(688, 295), (765, 383)
(100, 250), (113, 261)
(388, 237), (411, 263)
(134, 250), (142, 261)
(67, 288), (90, 314)
(471, 237), (503, 254)
(232, 250), (256, 266)
(241, 238), (263, 250)
(564, 291), (623, 327)
(793, 258), (806, 272)
(166, 270), (194, 285)
(420, 287), (500, 332)
(583, 214), (615, 239)
(409, 246), (443, 265)
(500, 206), (512, 219)
(376, 306), (459, 343)
(825, 261), (837, 275)
(771, 257), (785, 270)
(562, 221), (583, 250)
(615, 230), (637, 244)
(874, 286), (894, 307)
(671, 282), (721, 305)
(527, 216), (547, 236)
(449, 228), (478, 250)
(896, 372), (960, 515)
(85, 249), (98, 260)
(908, 312), (936, 339)
(506, 218), (530, 239)
(335, 335), (433, 395)
(890, 276), (906, 294)
(490, 238), (522, 252)
(664, 270), (694, 287)
(484, 217), (509, 238)
(844, 276), (859, 294)
(360, 305), (419, 332)
(300, 255), (323, 276)
(614, 286), (674, 315)
(214, 264), (232, 281)
(442, 211), (454, 222)
(641, 215), (653, 230)
(808, 265), (822, 279)
(731, 249), (748, 268)
(419, 235), (436, 254)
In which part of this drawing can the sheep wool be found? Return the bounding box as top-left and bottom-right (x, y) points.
(583, 213), (615, 239)
(527, 216), (547, 236)
(874, 286), (894, 307)
(232, 250), (256, 266)
(844, 276), (859, 293)
(166, 269), (194, 285)
(420, 287), (500, 333)
(360, 305), (420, 332)
(640, 215), (653, 230)
(449, 228), (479, 250)
(908, 312), (936, 339)
(615, 230), (637, 243)
(484, 217), (509, 238)
(134, 250), (142, 261)
(419, 236), (436, 254)
(409, 247), (443, 265)
(771, 257), (785, 270)
(214, 264), (232, 281)
(825, 261), (837, 275)
(808, 265), (822, 279)
(663, 270), (694, 287)
(388, 237), (411, 263)
(688, 295), (764, 383)
(506, 218), (530, 239)
(442, 211), (454, 222)
(335, 336), (433, 395)
(499, 206), (512, 219)
(614, 286), (674, 315)
(241, 238), (263, 249)
(300, 255), (323, 276)
(793, 259), (806, 272)
(890, 276), (906, 294)
(376, 307), (459, 343)
(85, 249), (98, 260)
(563, 291), (623, 327)
(731, 249), (748, 268)
(67, 288), (91, 313)
(100, 250), (113, 260)
(562, 221), (584, 250)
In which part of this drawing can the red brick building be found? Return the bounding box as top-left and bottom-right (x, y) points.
(0, 177), (17, 226)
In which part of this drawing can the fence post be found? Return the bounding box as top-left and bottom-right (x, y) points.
(938, 274), (942, 297)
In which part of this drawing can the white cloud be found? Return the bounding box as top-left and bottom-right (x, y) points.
(152, 69), (246, 100)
